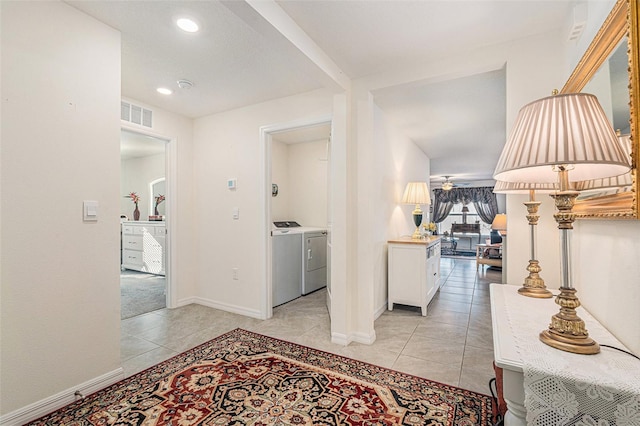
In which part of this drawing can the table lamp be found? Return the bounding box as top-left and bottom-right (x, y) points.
(401, 182), (431, 239)
(491, 213), (507, 236)
(494, 92), (630, 355)
(494, 181), (558, 298)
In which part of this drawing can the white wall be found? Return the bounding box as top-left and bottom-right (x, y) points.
(271, 140), (290, 220)
(0, 1), (121, 415)
(506, 194), (560, 288)
(271, 139), (329, 228)
(574, 220), (640, 353)
(271, 138), (328, 226)
(287, 139), (329, 227)
(121, 153), (165, 220)
(371, 104), (431, 316)
(192, 89), (333, 318)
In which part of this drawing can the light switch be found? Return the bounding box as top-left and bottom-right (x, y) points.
(233, 207), (239, 219)
(83, 201), (98, 222)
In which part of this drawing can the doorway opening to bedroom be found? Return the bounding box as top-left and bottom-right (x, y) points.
(120, 129), (169, 319)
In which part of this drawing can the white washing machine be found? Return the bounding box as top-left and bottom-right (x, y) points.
(272, 222), (303, 307)
(272, 222), (327, 304)
(302, 229), (327, 295)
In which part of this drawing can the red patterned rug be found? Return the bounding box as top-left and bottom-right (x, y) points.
(28, 329), (493, 425)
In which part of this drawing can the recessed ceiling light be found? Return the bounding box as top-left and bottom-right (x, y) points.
(157, 87), (173, 95)
(177, 18), (199, 33)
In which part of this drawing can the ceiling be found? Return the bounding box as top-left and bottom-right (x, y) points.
(68, 0), (578, 184)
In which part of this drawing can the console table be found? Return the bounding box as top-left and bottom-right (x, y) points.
(387, 236), (441, 316)
(450, 223), (481, 244)
(491, 284), (640, 426)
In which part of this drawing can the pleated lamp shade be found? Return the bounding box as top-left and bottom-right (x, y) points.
(401, 182), (431, 205)
(493, 180), (559, 194)
(574, 134), (633, 191)
(493, 93), (630, 183)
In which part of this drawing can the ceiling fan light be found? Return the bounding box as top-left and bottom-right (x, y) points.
(442, 176), (454, 191)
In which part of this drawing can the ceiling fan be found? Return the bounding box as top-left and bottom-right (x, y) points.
(442, 176), (455, 191)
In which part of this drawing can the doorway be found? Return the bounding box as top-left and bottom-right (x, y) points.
(263, 117), (332, 320)
(120, 129), (169, 319)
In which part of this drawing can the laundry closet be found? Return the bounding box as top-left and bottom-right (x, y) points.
(270, 125), (330, 308)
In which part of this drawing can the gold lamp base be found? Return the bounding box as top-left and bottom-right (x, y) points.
(411, 226), (422, 239)
(518, 260), (553, 298)
(539, 287), (600, 355)
(518, 200), (553, 299)
(539, 170), (599, 355)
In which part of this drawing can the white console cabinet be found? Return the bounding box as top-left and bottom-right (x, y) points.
(121, 221), (165, 275)
(387, 236), (441, 316)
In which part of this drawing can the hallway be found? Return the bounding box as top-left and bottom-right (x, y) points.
(121, 257), (499, 395)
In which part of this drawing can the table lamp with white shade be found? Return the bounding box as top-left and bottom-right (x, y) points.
(491, 213), (507, 236)
(401, 182), (431, 239)
(494, 92), (630, 355)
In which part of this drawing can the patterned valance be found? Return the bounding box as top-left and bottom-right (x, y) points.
(433, 186), (495, 204)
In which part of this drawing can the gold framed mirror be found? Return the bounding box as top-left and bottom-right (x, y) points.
(563, 0), (639, 219)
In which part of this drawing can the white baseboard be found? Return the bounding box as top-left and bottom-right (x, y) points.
(331, 331), (350, 346)
(0, 368), (124, 426)
(351, 330), (377, 345)
(176, 296), (198, 307)
(189, 297), (263, 319)
(331, 329), (377, 346)
(374, 302), (387, 320)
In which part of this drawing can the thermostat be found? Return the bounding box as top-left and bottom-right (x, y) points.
(227, 178), (237, 190)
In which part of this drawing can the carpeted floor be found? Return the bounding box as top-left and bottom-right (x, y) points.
(120, 270), (166, 319)
(27, 329), (494, 425)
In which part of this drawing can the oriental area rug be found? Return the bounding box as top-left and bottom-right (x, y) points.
(28, 329), (493, 425)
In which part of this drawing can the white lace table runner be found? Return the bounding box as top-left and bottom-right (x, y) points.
(501, 288), (640, 426)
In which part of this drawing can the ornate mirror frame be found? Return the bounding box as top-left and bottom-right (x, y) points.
(563, 0), (639, 219)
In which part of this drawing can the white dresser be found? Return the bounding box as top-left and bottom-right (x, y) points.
(121, 221), (166, 275)
(387, 236), (441, 316)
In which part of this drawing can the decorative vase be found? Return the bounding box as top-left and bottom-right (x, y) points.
(154, 205), (159, 216)
(133, 203), (140, 221)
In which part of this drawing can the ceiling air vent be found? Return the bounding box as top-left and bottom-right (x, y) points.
(121, 101), (153, 128)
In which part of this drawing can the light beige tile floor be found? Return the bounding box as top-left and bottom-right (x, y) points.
(120, 257), (500, 395)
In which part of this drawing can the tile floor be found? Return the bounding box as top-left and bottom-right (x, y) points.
(121, 257), (501, 395)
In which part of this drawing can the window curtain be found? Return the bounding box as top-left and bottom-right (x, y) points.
(432, 187), (499, 224)
(431, 191), (454, 223)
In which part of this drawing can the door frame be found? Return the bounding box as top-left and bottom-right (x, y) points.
(260, 115), (333, 320)
(121, 123), (177, 309)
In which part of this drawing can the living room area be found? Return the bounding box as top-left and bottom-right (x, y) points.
(427, 185), (506, 270)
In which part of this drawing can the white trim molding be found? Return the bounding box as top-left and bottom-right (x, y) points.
(190, 297), (264, 320)
(0, 369), (124, 426)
